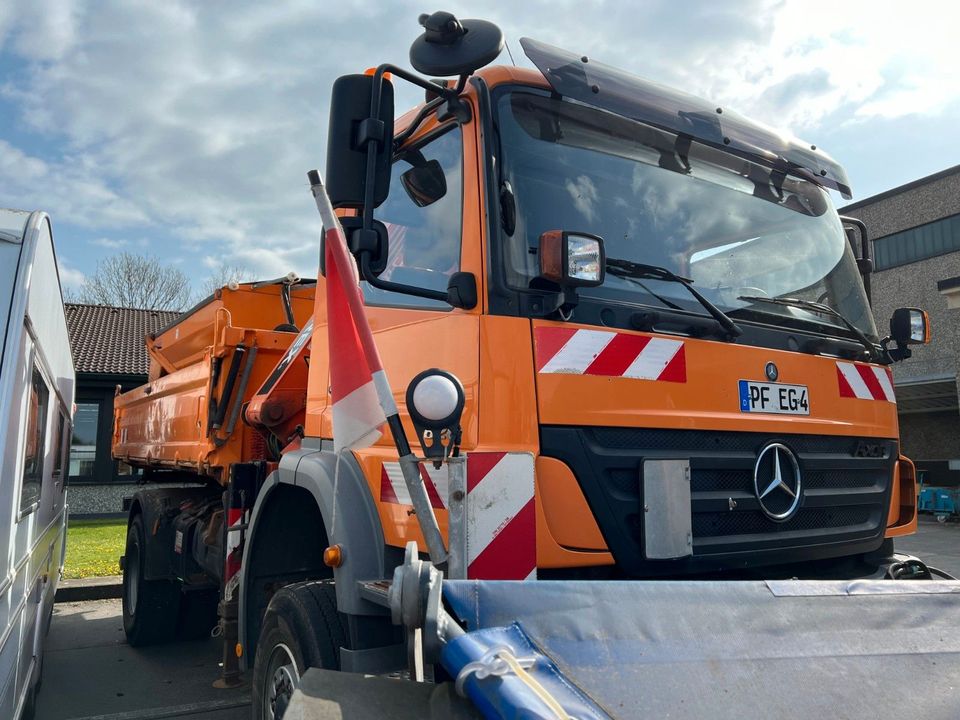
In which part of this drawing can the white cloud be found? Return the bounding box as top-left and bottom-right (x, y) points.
(0, 139), (150, 228)
(57, 261), (84, 292)
(0, 0), (77, 60)
(90, 237), (127, 249)
(565, 175), (599, 223)
(1, 0), (959, 282)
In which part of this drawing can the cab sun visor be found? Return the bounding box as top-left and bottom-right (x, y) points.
(520, 37), (852, 199)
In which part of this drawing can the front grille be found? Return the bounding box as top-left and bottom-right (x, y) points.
(540, 426), (896, 576)
(693, 506), (873, 538)
(692, 468), (883, 493)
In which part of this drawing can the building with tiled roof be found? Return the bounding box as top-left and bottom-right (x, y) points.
(64, 304), (180, 376)
(840, 163), (960, 487)
(63, 304), (181, 515)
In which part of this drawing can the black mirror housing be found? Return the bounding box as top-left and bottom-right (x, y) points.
(890, 307), (930, 346)
(446, 271), (477, 309)
(400, 159), (447, 207)
(325, 74), (395, 210)
(319, 217), (390, 278)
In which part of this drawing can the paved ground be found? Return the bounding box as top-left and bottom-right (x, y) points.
(897, 514), (960, 577)
(34, 517), (958, 719)
(36, 599), (249, 720)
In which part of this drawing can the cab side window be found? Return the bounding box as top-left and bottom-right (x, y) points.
(362, 125), (462, 309)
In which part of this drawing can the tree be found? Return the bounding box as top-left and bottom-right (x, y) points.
(197, 263), (254, 300)
(78, 252), (192, 310)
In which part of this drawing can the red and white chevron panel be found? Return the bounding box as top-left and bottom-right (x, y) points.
(535, 327), (686, 382)
(465, 452), (536, 581)
(381, 461), (448, 509)
(836, 361), (896, 403)
(223, 507), (245, 601)
(380, 453), (537, 580)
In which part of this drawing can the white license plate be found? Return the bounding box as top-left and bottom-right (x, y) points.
(738, 380), (809, 415)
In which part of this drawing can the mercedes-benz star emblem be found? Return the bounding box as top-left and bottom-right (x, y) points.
(765, 362), (778, 381)
(753, 443), (802, 521)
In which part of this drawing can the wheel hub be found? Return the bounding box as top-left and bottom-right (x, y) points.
(125, 548), (139, 616)
(265, 643), (299, 720)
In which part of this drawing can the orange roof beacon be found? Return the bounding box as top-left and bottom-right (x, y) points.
(111, 11), (942, 718)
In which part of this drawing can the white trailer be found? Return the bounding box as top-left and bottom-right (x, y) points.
(0, 209), (75, 720)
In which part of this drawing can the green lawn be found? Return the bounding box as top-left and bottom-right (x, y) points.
(64, 518), (127, 579)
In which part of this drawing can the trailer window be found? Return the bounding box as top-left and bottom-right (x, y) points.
(362, 124), (462, 309)
(21, 366), (49, 513)
(69, 402), (99, 478)
(52, 408), (68, 482)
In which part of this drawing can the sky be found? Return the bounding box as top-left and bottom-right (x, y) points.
(2, 0), (959, 297)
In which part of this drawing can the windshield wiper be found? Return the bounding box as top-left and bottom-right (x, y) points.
(608, 274), (685, 311)
(736, 295), (881, 362)
(607, 259), (742, 339)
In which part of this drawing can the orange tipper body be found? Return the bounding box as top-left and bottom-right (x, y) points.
(114, 63), (916, 582)
(113, 282), (314, 483)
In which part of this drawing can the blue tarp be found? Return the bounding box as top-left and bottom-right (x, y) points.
(441, 579), (960, 720)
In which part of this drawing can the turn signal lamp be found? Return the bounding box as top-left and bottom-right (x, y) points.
(539, 230), (605, 287)
(323, 544), (344, 568)
(364, 67), (393, 81)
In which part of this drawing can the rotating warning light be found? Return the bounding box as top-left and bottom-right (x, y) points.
(406, 369), (465, 461)
(407, 369), (465, 429)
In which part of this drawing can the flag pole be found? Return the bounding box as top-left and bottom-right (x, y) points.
(308, 170), (448, 565)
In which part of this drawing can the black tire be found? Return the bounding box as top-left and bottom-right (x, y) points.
(122, 514), (181, 646)
(251, 580), (346, 720)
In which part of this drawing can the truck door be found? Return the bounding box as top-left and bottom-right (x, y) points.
(332, 118), (482, 550)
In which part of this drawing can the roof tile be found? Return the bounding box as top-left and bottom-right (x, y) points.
(64, 303), (181, 376)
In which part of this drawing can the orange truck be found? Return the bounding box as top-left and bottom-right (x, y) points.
(113, 11), (936, 718)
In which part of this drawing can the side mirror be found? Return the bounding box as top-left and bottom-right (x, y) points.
(538, 231), (605, 287)
(325, 74), (395, 210)
(890, 307), (930, 346)
(840, 216), (872, 300)
(319, 217), (390, 278)
(400, 159), (447, 207)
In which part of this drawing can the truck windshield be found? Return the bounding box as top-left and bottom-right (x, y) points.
(496, 90), (879, 341)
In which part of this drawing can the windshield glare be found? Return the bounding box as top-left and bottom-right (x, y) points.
(497, 90), (878, 341)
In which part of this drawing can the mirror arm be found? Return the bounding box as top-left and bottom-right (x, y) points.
(374, 63), (460, 102)
(363, 63), (465, 232)
(839, 215), (870, 264)
(880, 335), (910, 363)
(394, 97), (446, 148)
(394, 74), (472, 149)
(355, 64), (472, 308)
(358, 253), (450, 304)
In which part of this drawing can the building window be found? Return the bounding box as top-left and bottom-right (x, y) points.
(116, 459), (141, 478)
(70, 402), (100, 478)
(873, 213), (960, 271)
(21, 366), (49, 513)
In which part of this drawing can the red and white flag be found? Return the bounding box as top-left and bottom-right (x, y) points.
(313, 182), (397, 453)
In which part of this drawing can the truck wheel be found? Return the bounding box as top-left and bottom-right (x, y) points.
(122, 514), (181, 646)
(251, 580), (346, 720)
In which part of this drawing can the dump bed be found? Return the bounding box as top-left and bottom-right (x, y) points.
(113, 281), (314, 483)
